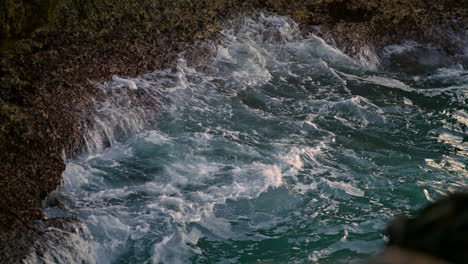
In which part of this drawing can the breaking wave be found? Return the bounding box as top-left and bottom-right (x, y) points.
(38, 14), (468, 264)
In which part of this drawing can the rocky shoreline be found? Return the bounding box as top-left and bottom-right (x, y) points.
(0, 0), (466, 262)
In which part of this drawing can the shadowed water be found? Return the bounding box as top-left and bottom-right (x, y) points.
(42, 14), (467, 264)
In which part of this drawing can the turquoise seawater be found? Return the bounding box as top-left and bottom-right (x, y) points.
(44, 15), (467, 264)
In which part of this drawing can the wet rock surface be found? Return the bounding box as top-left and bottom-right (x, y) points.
(2, 217), (92, 263)
(0, 0), (466, 262)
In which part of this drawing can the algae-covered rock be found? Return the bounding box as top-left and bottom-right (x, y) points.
(0, 0), (58, 52)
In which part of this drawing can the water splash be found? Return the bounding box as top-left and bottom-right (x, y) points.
(44, 13), (468, 264)
(23, 221), (96, 264)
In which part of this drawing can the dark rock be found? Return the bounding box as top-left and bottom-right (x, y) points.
(386, 192), (468, 264)
(1, 218), (93, 264)
(367, 191), (468, 264)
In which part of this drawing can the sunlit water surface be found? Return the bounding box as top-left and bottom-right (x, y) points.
(44, 15), (467, 264)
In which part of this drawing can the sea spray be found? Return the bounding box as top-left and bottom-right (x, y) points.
(41, 14), (468, 264)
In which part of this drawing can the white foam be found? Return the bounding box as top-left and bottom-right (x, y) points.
(323, 179), (365, 197)
(23, 222), (97, 264)
(152, 231), (203, 264)
(62, 163), (91, 192)
(111, 75), (138, 90)
(382, 41), (420, 56)
(261, 164), (283, 188)
(303, 121), (319, 131)
(337, 71), (414, 92)
(49, 12), (468, 264)
(214, 41), (272, 88)
(356, 45), (381, 70)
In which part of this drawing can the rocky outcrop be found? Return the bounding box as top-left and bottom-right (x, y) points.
(1, 217), (90, 262)
(368, 192), (468, 264)
(0, 0), (59, 52)
(0, 0), (466, 262)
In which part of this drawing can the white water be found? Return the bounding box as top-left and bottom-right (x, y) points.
(36, 14), (468, 264)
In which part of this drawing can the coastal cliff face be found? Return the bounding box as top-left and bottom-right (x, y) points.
(0, 0), (59, 51)
(0, 0), (466, 262)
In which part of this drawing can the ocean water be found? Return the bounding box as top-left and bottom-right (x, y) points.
(41, 14), (467, 264)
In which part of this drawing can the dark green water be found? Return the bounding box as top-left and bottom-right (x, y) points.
(43, 15), (467, 264)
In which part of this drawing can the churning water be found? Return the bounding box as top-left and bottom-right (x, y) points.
(43, 14), (467, 264)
